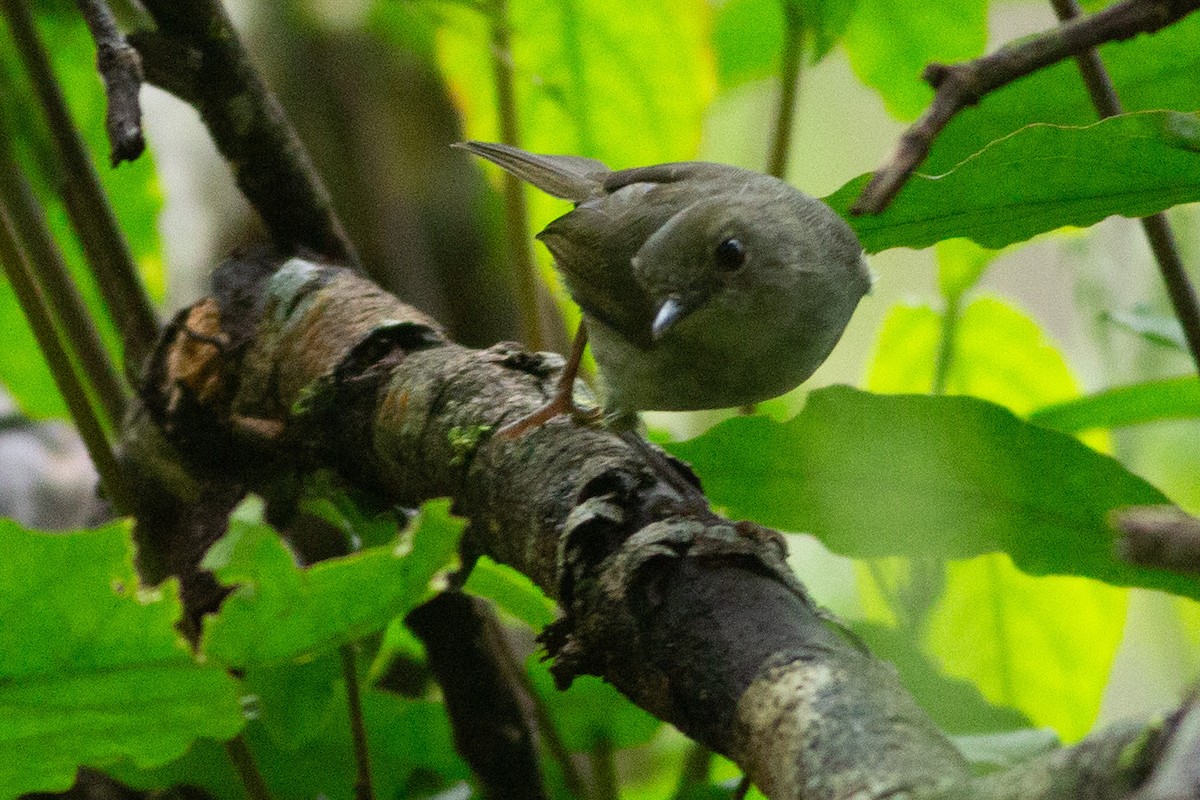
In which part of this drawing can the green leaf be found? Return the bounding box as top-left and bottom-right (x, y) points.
(0, 518), (243, 798)
(826, 112), (1200, 253)
(951, 728), (1060, 775)
(0, 6), (163, 419)
(1102, 307), (1189, 352)
(925, 13), (1200, 174)
(711, 0), (860, 91)
(528, 656), (660, 751)
(936, 239), (998, 303)
(116, 692), (468, 800)
(1030, 377), (1200, 433)
(841, 0), (987, 120)
(927, 554), (1127, 741)
(200, 497), (466, 667)
(853, 621), (1031, 734)
(463, 555), (558, 629)
(667, 386), (1199, 599)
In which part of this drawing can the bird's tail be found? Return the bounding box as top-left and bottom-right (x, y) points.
(453, 141), (608, 203)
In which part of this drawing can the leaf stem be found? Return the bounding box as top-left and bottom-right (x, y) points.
(0, 208), (133, 514)
(225, 734), (274, 800)
(671, 742), (713, 799)
(2, 0), (160, 372)
(1048, 0), (1200, 378)
(589, 734), (618, 800)
(340, 643), (376, 800)
(0, 112), (129, 430)
(491, 0), (547, 352)
(767, 1), (805, 180)
(931, 294), (962, 396)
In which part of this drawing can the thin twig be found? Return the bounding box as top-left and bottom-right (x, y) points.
(0, 209), (133, 515)
(1112, 505), (1200, 576)
(74, 0), (145, 165)
(340, 643), (376, 800)
(0, 113), (129, 429)
(1, 0), (160, 372)
(1048, 0), (1200, 375)
(491, 0), (546, 352)
(224, 734), (274, 800)
(133, 0), (361, 269)
(767, 1), (805, 180)
(851, 0), (1200, 215)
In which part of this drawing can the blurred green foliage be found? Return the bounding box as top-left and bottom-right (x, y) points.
(3, 0), (1200, 797)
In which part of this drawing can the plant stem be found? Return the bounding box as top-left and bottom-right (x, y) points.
(671, 742), (713, 799)
(1048, 0), (1200, 377)
(491, 0), (546, 352)
(931, 294), (962, 396)
(0, 208), (133, 514)
(0, 114), (129, 429)
(767, 1), (805, 180)
(224, 734), (274, 800)
(2, 0), (160, 372)
(589, 734), (618, 800)
(340, 643), (375, 800)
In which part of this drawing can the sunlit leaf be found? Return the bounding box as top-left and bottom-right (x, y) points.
(927, 554), (1127, 741)
(463, 555), (558, 629)
(936, 238), (998, 303)
(0, 518), (243, 798)
(841, 0), (987, 120)
(827, 112), (1200, 253)
(200, 497), (465, 668)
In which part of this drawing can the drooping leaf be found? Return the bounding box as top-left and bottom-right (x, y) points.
(1030, 377), (1200, 433)
(200, 497), (465, 668)
(927, 554), (1127, 741)
(0, 518), (243, 798)
(528, 655), (660, 751)
(463, 555), (558, 629)
(666, 386), (1197, 599)
(0, 5), (163, 419)
(854, 621), (1031, 734)
(827, 112), (1200, 253)
(841, 0), (987, 120)
(1102, 307), (1189, 352)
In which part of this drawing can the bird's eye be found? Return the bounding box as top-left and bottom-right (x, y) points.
(714, 237), (746, 271)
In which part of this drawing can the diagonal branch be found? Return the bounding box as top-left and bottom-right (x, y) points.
(74, 0), (146, 166)
(127, 253), (1193, 800)
(851, 0), (1200, 217)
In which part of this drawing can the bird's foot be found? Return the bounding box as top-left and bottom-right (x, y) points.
(495, 394), (601, 439)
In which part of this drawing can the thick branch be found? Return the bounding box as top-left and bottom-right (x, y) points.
(74, 0), (146, 165)
(128, 254), (1192, 799)
(129, 0), (360, 268)
(852, 0), (1200, 215)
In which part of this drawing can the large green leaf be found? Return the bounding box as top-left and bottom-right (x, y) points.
(841, 0), (987, 120)
(924, 13), (1200, 174)
(0, 518), (243, 799)
(1030, 377), (1200, 433)
(200, 498), (465, 668)
(527, 655), (661, 751)
(0, 4), (163, 419)
(667, 386), (1197, 599)
(826, 111), (1200, 253)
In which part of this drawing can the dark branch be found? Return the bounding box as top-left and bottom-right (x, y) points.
(75, 0), (145, 165)
(130, 0), (360, 269)
(851, 0), (1200, 216)
(1112, 505), (1200, 575)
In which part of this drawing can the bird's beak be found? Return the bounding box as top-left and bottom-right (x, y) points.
(652, 296), (687, 341)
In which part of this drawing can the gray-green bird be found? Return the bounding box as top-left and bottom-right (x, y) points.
(458, 141), (871, 436)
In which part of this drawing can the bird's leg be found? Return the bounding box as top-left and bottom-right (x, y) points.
(496, 322), (600, 439)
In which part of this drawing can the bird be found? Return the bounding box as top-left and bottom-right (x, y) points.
(456, 141), (871, 438)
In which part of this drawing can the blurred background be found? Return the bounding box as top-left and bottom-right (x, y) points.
(3, 0), (1200, 792)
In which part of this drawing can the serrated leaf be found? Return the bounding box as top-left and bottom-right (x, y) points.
(827, 112), (1200, 253)
(1030, 377), (1200, 433)
(0, 518), (243, 799)
(842, 0), (987, 120)
(200, 497), (466, 667)
(666, 386), (1199, 600)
